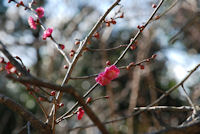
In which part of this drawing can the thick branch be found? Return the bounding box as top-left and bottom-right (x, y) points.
(0, 93), (51, 134)
(151, 120), (200, 134)
(7, 75), (109, 134)
(53, 0), (121, 122)
(0, 41), (30, 76)
(67, 63), (200, 131)
(57, 0), (165, 122)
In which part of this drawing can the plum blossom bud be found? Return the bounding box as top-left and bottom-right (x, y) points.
(77, 107), (84, 120)
(35, 7), (44, 18)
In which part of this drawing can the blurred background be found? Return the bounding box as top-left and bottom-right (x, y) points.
(0, 0), (200, 134)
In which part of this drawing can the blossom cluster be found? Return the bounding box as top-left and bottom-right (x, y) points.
(27, 7), (54, 41)
(0, 57), (17, 74)
(95, 65), (120, 86)
(5, 62), (16, 74)
(28, 7), (44, 30)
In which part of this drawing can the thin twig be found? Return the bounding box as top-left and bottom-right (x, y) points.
(56, 0), (165, 123)
(87, 45), (127, 52)
(61, 96), (109, 120)
(0, 93), (51, 134)
(67, 63), (200, 131)
(134, 106), (195, 112)
(181, 84), (197, 114)
(69, 55), (156, 80)
(0, 41), (30, 76)
(10, 0), (70, 65)
(68, 106), (194, 132)
(114, 0), (165, 65)
(151, 0), (179, 21)
(56, 83), (99, 123)
(27, 121), (31, 134)
(31, 93), (49, 120)
(53, 0), (121, 122)
(7, 75), (109, 134)
(168, 12), (200, 44)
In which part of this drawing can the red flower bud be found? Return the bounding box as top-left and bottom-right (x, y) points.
(77, 107), (84, 120)
(120, 13), (124, 18)
(59, 44), (65, 50)
(154, 15), (160, 20)
(19, 1), (24, 6)
(75, 40), (80, 45)
(152, 54), (157, 59)
(50, 91), (56, 96)
(140, 65), (144, 70)
(38, 97), (45, 101)
(86, 97), (92, 104)
(111, 19), (116, 24)
(152, 4), (157, 8)
(0, 57), (4, 63)
(64, 65), (68, 69)
(94, 32), (100, 39)
(59, 103), (64, 107)
(106, 61), (111, 66)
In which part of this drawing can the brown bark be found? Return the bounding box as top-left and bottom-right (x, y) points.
(0, 93), (52, 134)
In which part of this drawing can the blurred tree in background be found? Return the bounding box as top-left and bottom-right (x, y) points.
(1, 0), (200, 134)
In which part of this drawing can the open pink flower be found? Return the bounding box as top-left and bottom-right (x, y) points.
(95, 65), (120, 86)
(35, 7), (44, 18)
(43, 28), (53, 40)
(104, 65), (120, 80)
(95, 72), (111, 86)
(28, 16), (37, 30)
(5, 62), (16, 74)
(77, 107), (84, 120)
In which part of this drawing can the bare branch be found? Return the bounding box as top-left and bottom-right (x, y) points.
(86, 45), (127, 52)
(113, 0), (165, 65)
(150, 120), (200, 134)
(11, 0), (71, 65)
(67, 63), (200, 131)
(6, 75), (109, 134)
(134, 106), (194, 112)
(168, 12), (200, 44)
(0, 93), (51, 134)
(69, 55), (156, 80)
(57, 0), (165, 123)
(181, 85), (197, 114)
(51, 0), (121, 123)
(0, 41), (30, 76)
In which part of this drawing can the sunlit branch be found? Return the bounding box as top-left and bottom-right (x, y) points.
(68, 63), (200, 131)
(56, 0), (165, 123)
(69, 55), (156, 80)
(11, 0), (71, 65)
(181, 84), (197, 114)
(53, 0), (121, 123)
(7, 75), (109, 134)
(86, 45), (127, 52)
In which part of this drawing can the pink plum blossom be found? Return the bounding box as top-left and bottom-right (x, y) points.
(95, 65), (120, 86)
(43, 28), (53, 40)
(28, 16), (37, 30)
(104, 65), (120, 80)
(35, 7), (44, 18)
(95, 72), (111, 86)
